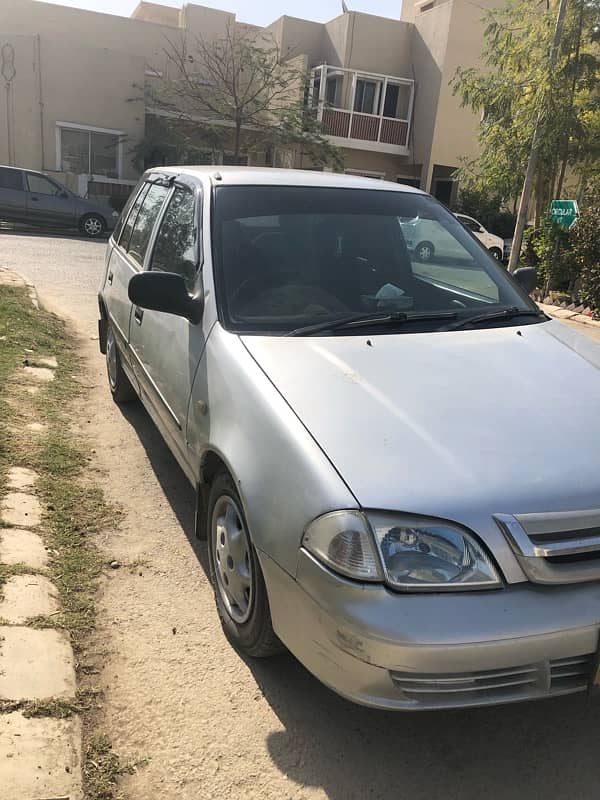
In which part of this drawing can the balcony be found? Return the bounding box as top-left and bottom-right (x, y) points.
(309, 65), (413, 155)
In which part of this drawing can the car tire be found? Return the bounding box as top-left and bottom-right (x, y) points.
(106, 323), (136, 403)
(208, 471), (284, 658)
(80, 213), (106, 238)
(416, 241), (435, 262)
(489, 247), (503, 261)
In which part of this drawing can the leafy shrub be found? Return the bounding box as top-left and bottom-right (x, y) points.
(525, 217), (576, 295)
(571, 192), (600, 317)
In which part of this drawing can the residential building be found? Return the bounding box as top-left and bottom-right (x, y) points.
(0, 0), (501, 206)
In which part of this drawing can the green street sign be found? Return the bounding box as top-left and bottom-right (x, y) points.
(549, 199), (579, 230)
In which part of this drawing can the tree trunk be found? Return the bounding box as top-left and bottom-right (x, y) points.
(556, 157), (569, 198)
(233, 120), (242, 162)
(508, 0), (569, 272)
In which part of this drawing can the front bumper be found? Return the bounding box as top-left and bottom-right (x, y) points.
(260, 549), (600, 710)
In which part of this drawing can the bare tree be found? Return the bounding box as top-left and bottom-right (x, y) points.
(149, 24), (341, 168)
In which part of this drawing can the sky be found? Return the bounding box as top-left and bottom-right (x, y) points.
(42, 0), (404, 27)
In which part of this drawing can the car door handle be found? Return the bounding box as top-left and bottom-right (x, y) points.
(134, 306), (144, 324)
(107, 271), (113, 285)
(31, 196), (39, 202)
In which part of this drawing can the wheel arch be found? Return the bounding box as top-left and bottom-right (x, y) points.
(195, 448), (238, 541)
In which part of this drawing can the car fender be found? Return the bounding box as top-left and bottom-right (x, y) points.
(186, 325), (358, 577)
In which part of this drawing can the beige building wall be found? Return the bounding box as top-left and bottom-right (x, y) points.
(344, 13), (413, 77)
(427, 0), (499, 179)
(0, 0), (503, 201)
(267, 16), (324, 63)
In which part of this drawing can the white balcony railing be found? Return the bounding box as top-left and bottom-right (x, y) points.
(310, 65), (413, 152)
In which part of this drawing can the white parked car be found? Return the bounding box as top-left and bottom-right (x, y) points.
(401, 213), (505, 262)
(455, 214), (505, 261)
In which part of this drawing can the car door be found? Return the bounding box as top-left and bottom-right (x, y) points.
(128, 177), (207, 472)
(24, 172), (77, 226)
(104, 175), (170, 376)
(0, 167), (27, 222)
(102, 179), (150, 363)
(457, 214), (487, 246)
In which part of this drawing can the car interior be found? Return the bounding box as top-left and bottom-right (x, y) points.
(220, 212), (496, 325)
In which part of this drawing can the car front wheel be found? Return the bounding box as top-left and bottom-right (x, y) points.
(80, 213), (106, 238)
(208, 472), (283, 658)
(416, 241), (435, 262)
(489, 247), (503, 260)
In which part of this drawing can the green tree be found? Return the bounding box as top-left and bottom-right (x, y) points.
(452, 0), (600, 226)
(146, 24), (342, 169)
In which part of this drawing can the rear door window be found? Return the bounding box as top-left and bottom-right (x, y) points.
(26, 174), (62, 195)
(118, 183), (150, 251)
(0, 168), (23, 190)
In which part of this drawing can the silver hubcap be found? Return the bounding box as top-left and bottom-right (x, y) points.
(106, 326), (117, 389)
(212, 496), (253, 624)
(84, 217), (102, 236)
(419, 245), (431, 260)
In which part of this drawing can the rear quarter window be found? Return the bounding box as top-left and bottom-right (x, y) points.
(0, 168), (23, 191)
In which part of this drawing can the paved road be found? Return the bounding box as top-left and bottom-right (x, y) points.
(3, 229), (600, 800)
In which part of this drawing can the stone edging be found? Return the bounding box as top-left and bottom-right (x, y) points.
(0, 267), (39, 309)
(538, 302), (600, 329)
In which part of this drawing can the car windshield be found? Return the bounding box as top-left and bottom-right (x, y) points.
(213, 185), (536, 335)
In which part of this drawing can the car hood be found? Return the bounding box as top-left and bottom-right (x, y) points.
(241, 319), (600, 521)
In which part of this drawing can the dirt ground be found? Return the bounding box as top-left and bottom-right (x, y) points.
(4, 230), (600, 800)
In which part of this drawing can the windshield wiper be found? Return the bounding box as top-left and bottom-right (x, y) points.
(285, 310), (457, 337)
(443, 306), (546, 331)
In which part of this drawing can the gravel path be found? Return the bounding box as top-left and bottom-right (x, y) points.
(3, 229), (600, 800)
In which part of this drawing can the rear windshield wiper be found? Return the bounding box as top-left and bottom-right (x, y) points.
(286, 310), (457, 337)
(443, 306), (546, 331)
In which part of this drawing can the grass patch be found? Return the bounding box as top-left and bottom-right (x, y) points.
(0, 689), (103, 718)
(84, 734), (147, 800)
(0, 283), (129, 798)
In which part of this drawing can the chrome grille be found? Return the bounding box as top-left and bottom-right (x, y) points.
(390, 654), (593, 709)
(494, 511), (600, 584)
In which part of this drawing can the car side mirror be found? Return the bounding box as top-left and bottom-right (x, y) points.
(60, 190), (69, 199)
(513, 267), (537, 295)
(128, 272), (203, 324)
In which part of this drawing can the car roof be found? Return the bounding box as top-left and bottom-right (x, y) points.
(0, 164), (51, 177)
(148, 166), (426, 194)
(455, 213), (478, 221)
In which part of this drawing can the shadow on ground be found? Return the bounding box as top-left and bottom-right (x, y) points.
(118, 399), (600, 800)
(0, 223), (108, 242)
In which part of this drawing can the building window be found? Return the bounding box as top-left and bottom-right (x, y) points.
(57, 123), (122, 178)
(354, 79), (378, 114)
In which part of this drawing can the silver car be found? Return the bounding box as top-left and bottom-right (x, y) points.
(98, 167), (600, 711)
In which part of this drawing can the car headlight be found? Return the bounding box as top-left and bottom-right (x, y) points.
(303, 511), (501, 591)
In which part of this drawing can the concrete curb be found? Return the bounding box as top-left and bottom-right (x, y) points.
(538, 302), (600, 329)
(0, 266), (39, 308)
(0, 273), (81, 799)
